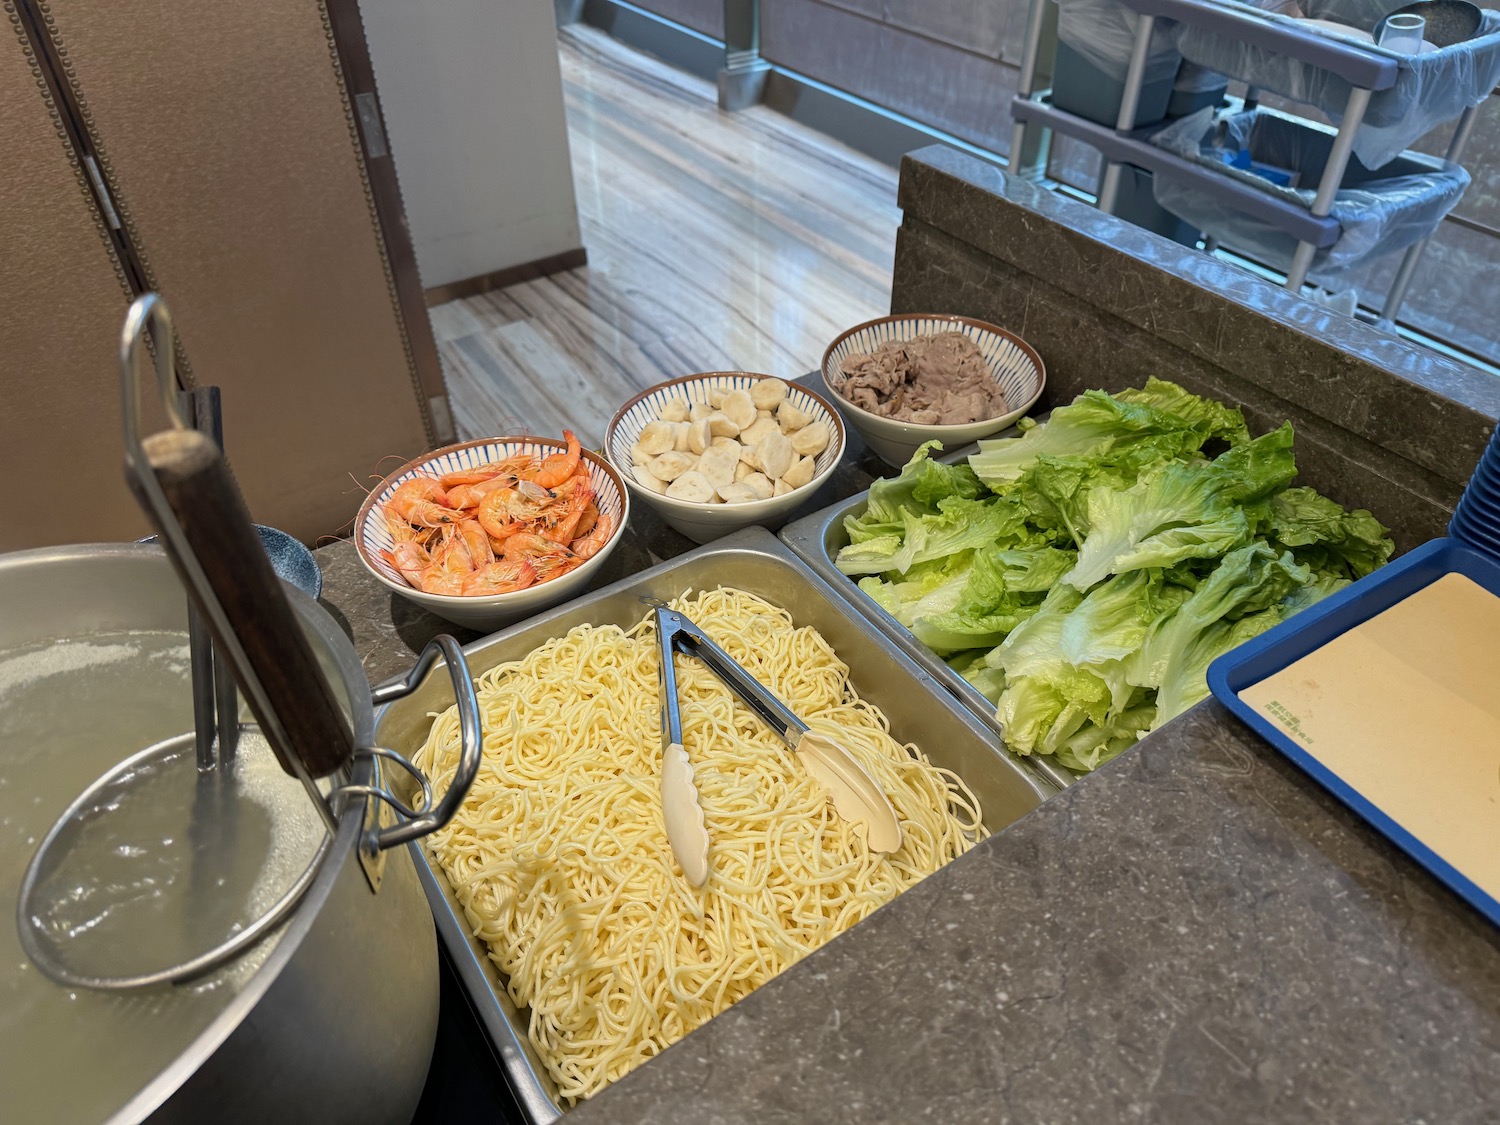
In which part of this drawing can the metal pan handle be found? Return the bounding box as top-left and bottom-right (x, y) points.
(356, 635), (483, 856)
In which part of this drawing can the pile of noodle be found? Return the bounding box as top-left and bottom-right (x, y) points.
(412, 588), (985, 1102)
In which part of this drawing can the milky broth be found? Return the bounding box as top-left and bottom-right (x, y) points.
(0, 631), (324, 1124)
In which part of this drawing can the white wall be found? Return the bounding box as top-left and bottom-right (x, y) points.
(360, 0), (583, 289)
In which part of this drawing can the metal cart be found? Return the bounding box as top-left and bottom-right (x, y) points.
(1010, 0), (1493, 324)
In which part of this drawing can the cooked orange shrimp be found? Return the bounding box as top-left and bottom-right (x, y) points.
(501, 531), (575, 563)
(572, 502), (599, 540)
(476, 479), (555, 541)
(385, 513), (422, 544)
(384, 542), (430, 588)
(421, 571), (469, 596)
(445, 483), (483, 510)
(379, 435), (598, 596)
(530, 430), (581, 489)
(539, 476), (595, 544)
(386, 476), (462, 528)
(446, 473), (518, 510)
(455, 519), (494, 567)
(439, 454), (537, 490)
(460, 558), (538, 596)
(499, 533), (580, 582)
(570, 511), (616, 560)
(412, 533), (476, 594)
(381, 517), (432, 587)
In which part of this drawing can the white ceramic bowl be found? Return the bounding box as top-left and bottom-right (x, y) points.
(605, 373), (845, 544)
(354, 436), (629, 632)
(821, 314), (1046, 467)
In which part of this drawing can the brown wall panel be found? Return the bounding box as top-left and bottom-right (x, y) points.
(36, 0), (435, 542)
(0, 5), (142, 549)
(632, 0), (724, 39)
(760, 0), (1018, 152)
(814, 0), (883, 23)
(877, 0), (1015, 61)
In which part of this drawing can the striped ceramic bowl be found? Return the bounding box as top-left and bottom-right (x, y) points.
(822, 314), (1045, 467)
(354, 436), (629, 632)
(605, 373), (845, 544)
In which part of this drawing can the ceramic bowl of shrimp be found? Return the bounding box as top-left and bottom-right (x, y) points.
(354, 434), (629, 631)
(605, 373), (845, 544)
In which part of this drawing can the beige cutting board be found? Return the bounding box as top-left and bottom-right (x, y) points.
(1241, 573), (1500, 898)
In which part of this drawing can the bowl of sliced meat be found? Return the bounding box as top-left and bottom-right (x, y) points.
(821, 314), (1046, 467)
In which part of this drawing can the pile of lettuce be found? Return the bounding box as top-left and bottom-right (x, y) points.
(835, 379), (1393, 773)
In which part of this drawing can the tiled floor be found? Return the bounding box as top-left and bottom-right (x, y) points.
(430, 23), (900, 444)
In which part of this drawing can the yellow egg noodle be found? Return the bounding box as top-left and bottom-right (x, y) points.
(412, 587), (985, 1103)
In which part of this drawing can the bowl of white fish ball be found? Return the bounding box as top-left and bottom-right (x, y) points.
(822, 314), (1046, 467)
(606, 373), (845, 543)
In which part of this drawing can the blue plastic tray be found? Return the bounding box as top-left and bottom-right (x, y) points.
(1207, 537), (1500, 927)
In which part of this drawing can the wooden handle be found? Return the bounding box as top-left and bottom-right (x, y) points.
(128, 428), (352, 777)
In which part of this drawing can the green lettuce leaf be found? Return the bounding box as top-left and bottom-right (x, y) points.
(876, 498), (1026, 576)
(1064, 462), (1251, 591)
(968, 389), (1205, 486)
(1062, 428), (1297, 591)
(837, 455), (1026, 575)
(960, 545), (1077, 595)
(854, 553), (976, 627)
(1154, 610), (1282, 729)
(856, 575), (906, 621)
(1207, 422), (1297, 504)
(855, 441), (984, 528)
(1051, 700), (1157, 772)
(1251, 485), (1394, 580)
(968, 379), (1248, 487)
(834, 533), (904, 575)
(1060, 569), (1190, 666)
(1280, 571), (1351, 615)
(994, 671), (1112, 757)
(985, 587), (1116, 755)
(1116, 377), (1251, 446)
(1129, 542), (1309, 727)
(907, 546), (1071, 653)
(1013, 447), (1175, 544)
(947, 652), (1007, 704)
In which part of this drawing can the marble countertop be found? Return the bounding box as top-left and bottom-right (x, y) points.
(317, 432), (1500, 1124)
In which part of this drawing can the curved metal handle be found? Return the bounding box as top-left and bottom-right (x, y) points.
(340, 746), (437, 821)
(367, 634), (483, 850)
(120, 293), (339, 828)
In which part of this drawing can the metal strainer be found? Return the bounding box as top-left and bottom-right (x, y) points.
(14, 294), (482, 991)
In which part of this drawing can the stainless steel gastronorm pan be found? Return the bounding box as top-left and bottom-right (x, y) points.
(780, 493), (1081, 791)
(373, 527), (1057, 1122)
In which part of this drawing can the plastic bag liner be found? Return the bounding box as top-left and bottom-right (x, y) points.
(1056, 0), (1184, 85)
(1174, 60), (1228, 94)
(1151, 107), (1471, 283)
(1055, 0), (1293, 97)
(1175, 2), (1500, 169)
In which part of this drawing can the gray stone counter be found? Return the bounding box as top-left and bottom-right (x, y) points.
(316, 536), (1500, 1124)
(561, 704), (1500, 1124)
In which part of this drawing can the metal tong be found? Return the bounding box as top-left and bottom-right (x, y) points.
(647, 598), (902, 887)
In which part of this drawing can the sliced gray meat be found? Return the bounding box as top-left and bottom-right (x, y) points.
(837, 332), (1008, 425)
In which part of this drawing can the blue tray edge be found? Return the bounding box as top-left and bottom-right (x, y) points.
(1207, 537), (1500, 929)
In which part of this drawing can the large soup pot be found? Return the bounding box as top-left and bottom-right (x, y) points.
(0, 544), (480, 1124)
